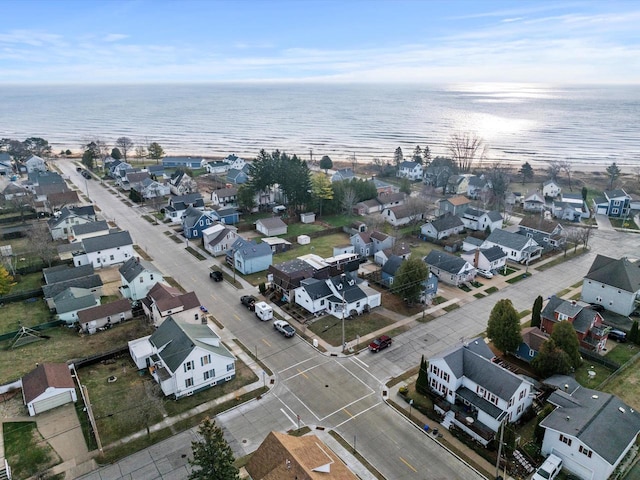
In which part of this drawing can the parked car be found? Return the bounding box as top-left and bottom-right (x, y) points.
(254, 301), (273, 321)
(240, 295), (256, 310)
(532, 454), (562, 480)
(608, 329), (627, 342)
(81, 170), (92, 179)
(274, 320), (295, 337)
(369, 335), (392, 352)
(209, 270), (223, 282)
(476, 269), (493, 279)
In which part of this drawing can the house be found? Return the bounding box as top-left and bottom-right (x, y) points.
(211, 187), (238, 207)
(539, 375), (640, 480)
(514, 327), (548, 363)
(354, 198), (382, 215)
(370, 231), (395, 252)
(46, 190), (80, 213)
(246, 431), (359, 480)
(162, 156), (206, 169)
(371, 176), (398, 194)
(382, 205), (422, 227)
(115, 168), (141, 188)
(581, 255), (640, 316)
(77, 298), (132, 334)
(438, 196), (471, 216)
(69, 220), (110, 243)
(256, 217), (288, 236)
(424, 250), (475, 286)
(482, 229), (542, 263)
(540, 296), (609, 352)
(53, 287), (100, 323)
(350, 230), (393, 257)
(202, 223), (238, 257)
(294, 273), (381, 318)
(42, 264), (103, 309)
(261, 237), (292, 254)
(128, 316), (235, 398)
(428, 338), (534, 445)
(25, 155), (47, 173)
(552, 199), (586, 222)
(132, 177), (170, 199)
(467, 175), (490, 199)
(22, 363), (77, 416)
(424, 164), (453, 188)
(110, 161), (133, 180)
(212, 205), (240, 225)
(556, 192), (590, 220)
(331, 168), (356, 182)
(145, 164), (165, 179)
(461, 208), (503, 232)
(26, 170), (64, 188)
(523, 191), (546, 212)
(518, 216), (566, 250)
(446, 174), (470, 195)
(142, 282), (203, 326)
(169, 170), (196, 195)
(374, 243), (411, 265)
(223, 153), (247, 171)
(182, 206), (218, 239)
(121, 171), (150, 191)
(226, 168), (249, 185)
(73, 230), (134, 268)
(542, 179), (562, 198)
(377, 192), (406, 210)
(47, 205), (97, 240)
(205, 160), (230, 175)
(1, 182), (29, 200)
(420, 214), (465, 241)
(381, 254), (404, 287)
(119, 257), (164, 301)
(164, 193), (205, 223)
(592, 189), (632, 218)
(228, 237), (273, 275)
(397, 161), (423, 181)
(461, 246), (508, 273)
(0, 152), (13, 176)
(461, 236), (485, 252)
(269, 258), (318, 301)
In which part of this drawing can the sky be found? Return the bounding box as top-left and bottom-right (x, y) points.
(1, 0), (639, 85)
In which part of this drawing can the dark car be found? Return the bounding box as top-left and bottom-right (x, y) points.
(81, 170), (92, 179)
(369, 335), (392, 352)
(608, 329), (627, 343)
(209, 270), (223, 282)
(240, 295), (256, 310)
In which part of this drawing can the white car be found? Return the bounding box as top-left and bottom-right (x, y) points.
(274, 320), (295, 338)
(532, 454), (562, 480)
(477, 269), (494, 279)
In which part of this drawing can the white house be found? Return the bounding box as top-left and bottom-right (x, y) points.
(581, 255), (640, 316)
(397, 161), (423, 181)
(420, 215), (465, 241)
(73, 230), (135, 268)
(542, 180), (562, 198)
(53, 287), (100, 323)
(482, 229), (543, 263)
(461, 208), (503, 232)
(47, 205), (97, 241)
(461, 246), (507, 273)
(428, 339), (533, 445)
(22, 363), (77, 416)
(142, 282), (203, 326)
(211, 187), (238, 207)
(539, 376), (640, 480)
(25, 155), (47, 173)
(382, 205), (422, 227)
(119, 257), (164, 301)
(128, 316), (236, 398)
(203, 223), (238, 257)
(69, 220), (110, 243)
(523, 191), (546, 212)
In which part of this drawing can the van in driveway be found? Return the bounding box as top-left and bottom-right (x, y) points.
(532, 454), (562, 480)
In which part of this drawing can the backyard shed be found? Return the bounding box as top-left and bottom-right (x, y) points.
(300, 212), (316, 224)
(297, 235), (310, 245)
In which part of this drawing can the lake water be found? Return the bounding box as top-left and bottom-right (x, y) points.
(1, 83), (639, 167)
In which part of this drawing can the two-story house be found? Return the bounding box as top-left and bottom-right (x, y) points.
(142, 282), (203, 326)
(202, 223), (238, 257)
(182, 206), (219, 239)
(73, 230), (135, 268)
(461, 246), (507, 273)
(542, 179), (562, 198)
(164, 193), (205, 223)
(424, 250), (475, 286)
(437, 196), (470, 217)
(128, 316), (235, 398)
(518, 216), (566, 250)
(331, 168), (356, 183)
(47, 205), (97, 240)
(581, 255), (640, 316)
(211, 187), (238, 207)
(429, 338), (534, 445)
(523, 191), (546, 212)
(169, 170), (197, 195)
(482, 229), (542, 263)
(227, 238), (273, 275)
(540, 296), (609, 352)
(397, 161), (423, 181)
(461, 208), (503, 233)
(119, 257), (164, 301)
(593, 189), (631, 218)
(25, 155), (47, 173)
(446, 174), (471, 195)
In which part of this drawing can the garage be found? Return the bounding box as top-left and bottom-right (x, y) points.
(22, 363), (77, 416)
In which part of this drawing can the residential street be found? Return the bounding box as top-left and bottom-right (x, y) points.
(62, 159), (640, 480)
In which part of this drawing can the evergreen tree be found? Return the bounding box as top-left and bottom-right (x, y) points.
(319, 155), (333, 174)
(394, 147), (404, 166)
(110, 147), (122, 160)
(237, 184), (256, 212)
(606, 162), (621, 189)
(148, 142), (165, 164)
(486, 299), (521, 354)
(392, 255), (429, 305)
(412, 146), (423, 164)
(189, 417), (239, 480)
(531, 295), (543, 329)
(628, 320), (639, 345)
(416, 355), (429, 394)
(519, 161), (534, 185)
(0, 266), (16, 296)
(531, 338), (572, 378)
(423, 145), (432, 165)
(581, 186), (588, 202)
(399, 178), (411, 195)
(550, 321), (582, 369)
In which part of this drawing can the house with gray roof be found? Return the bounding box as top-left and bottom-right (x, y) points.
(162, 156), (206, 169)
(256, 217), (287, 236)
(77, 298), (132, 334)
(168, 170), (196, 195)
(206, 160), (229, 175)
(70, 220), (110, 243)
(48, 205), (98, 240)
(482, 229), (542, 263)
(523, 191), (546, 212)
(128, 316), (235, 398)
(211, 187), (238, 207)
(226, 168), (249, 185)
(0, 152), (13, 176)
(43, 264), (95, 285)
(425, 250), (475, 286)
(25, 155), (46, 173)
(73, 230), (134, 268)
(518, 216), (566, 250)
(268, 258), (320, 301)
(182, 206), (218, 239)
(331, 168), (356, 183)
(119, 257), (164, 301)
(53, 287), (100, 323)
(467, 175), (490, 199)
(228, 238), (273, 275)
(461, 208), (503, 232)
(462, 236), (485, 252)
(382, 204), (423, 227)
(429, 338), (534, 445)
(540, 375), (640, 480)
(42, 264), (103, 308)
(164, 193), (205, 223)
(420, 214), (465, 241)
(581, 255), (640, 316)
(381, 254), (404, 287)
(203, 223), (238, 257)
(461, 245), (507, 273)
(593, 188), (631, 218)
(397, 161), (423, 181)
(542, 179), (562, 198)
(354, 198), (382, 216)
(377, 192), (407, 210)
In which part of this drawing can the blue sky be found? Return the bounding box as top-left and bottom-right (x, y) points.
(2, 0), (639, 84)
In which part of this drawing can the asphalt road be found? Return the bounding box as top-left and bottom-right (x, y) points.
(64, 160), (639, 480)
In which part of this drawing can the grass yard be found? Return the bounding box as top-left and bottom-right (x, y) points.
(610, 218), (639, 230)
(283, 222), (325, 238)
(401, 240), (437, 260)
(506, 273), (530, 284)
(604, 343), (639, 366)
(0, 319), (154, 384)
(10, 271), (44, 291)
(3, 421), (59, 479)
(307, 312), (395, 347)
(0, 298), (52, 334)
(271, 233), (351, 263)
(603, 355), (640, 410)
(318, 214), (358, 227)
(574, 362), (614, 389)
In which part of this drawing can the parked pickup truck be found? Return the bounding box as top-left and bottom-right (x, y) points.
(274, 320), (295, 338)
(369, 335), (392, 352)
(254, 302), (273, 321)
(240, 295), (256, 311)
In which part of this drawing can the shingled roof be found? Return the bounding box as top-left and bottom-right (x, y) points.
(22, 363), (74, 404)
(585, 255), (640, 293)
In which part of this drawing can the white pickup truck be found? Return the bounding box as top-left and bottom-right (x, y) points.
(254, 301), (273, 321)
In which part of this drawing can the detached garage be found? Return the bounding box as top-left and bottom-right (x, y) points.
(22, 363), (77, 416)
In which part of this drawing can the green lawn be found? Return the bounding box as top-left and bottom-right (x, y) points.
(282, 222), (324, 238)
(307, 312), (395, 347)
(610, 218), (639, 230)
(0, 298), (52, 334)
(319, 214), (358, 227)
(604, 343), (638, 365)
(11, 271), (44, 291)
(273, 233), (351, 263)
(402, 241), (438, 260)
(3, 421), (59, 479)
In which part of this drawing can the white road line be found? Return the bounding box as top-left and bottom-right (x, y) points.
(347, 357), (383, 385)
(278, 357), (323, 374)
(335, 359), (377, 392)
(275, 387), (321, 421)
(333, 401), (383, 429)
(281, 359), (332, 380)
(351, 356), (369, 368)
(280, 408), (298, 429)
(319, 392), (376, 421)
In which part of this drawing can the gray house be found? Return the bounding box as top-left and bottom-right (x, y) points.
(581, 255), (640, 316)
(424, 250), (475, 286)
(256, 217), (288, 236)
(420, 215), (465, 241)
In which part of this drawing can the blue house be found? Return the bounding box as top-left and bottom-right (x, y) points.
(213, 206), (240, 225)
(422, 272), (438, 297)
(162, 156), (206, 169)
(381, 255), (403, 287)
(182, 206), (218, 239)
(227, 238), (273, 275)
(226, 168), (248, 185)
(592, 189), (631, 218)
(514, 326), (548, 363)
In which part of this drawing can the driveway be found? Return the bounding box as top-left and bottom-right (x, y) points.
(594, 213), (614, 231)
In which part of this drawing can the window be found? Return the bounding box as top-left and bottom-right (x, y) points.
(227, 363), (234, 372)
(560, 434), (572, 446)
(204, 368), (215, 380)
(140, 277), (144, 283)
(201, 354), (211, 366)
(150, 274), (154, 281)
(579, 445), (592, 458)
(184, 360), (194, 372)
(185, 377), (194, 388)
(110, 255), (115, 261)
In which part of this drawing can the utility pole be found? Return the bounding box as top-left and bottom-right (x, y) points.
(341, 295), (346, 352)
(495, 418), (506, 480)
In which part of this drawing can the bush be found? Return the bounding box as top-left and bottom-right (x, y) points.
(258, 282), (266, 295)
(398, 386), (409, 395)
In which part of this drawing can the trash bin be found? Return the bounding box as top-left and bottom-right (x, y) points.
(424, 424), (429, 432)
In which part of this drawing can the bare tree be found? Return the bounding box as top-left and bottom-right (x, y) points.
(340, 187), (359, 215)
(115, 380), (165, 438)
(134, 145), (147, 162)
(565, 228), (583, 254)
(558, 159), (573, 191)
(27, 221), (58, 267)
(547, 161), (562, 181)
(403, 197), (431, 233)
(8, 191), (35, 223)
(448, 132), (486, 173)
(577, 226), (592, 249)
(487, 165), (511, 211)
(116, 137), (135, 161)
(372, 157), (384, 173)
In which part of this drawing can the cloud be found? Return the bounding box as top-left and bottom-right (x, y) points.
(103, 33), (129, 42)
